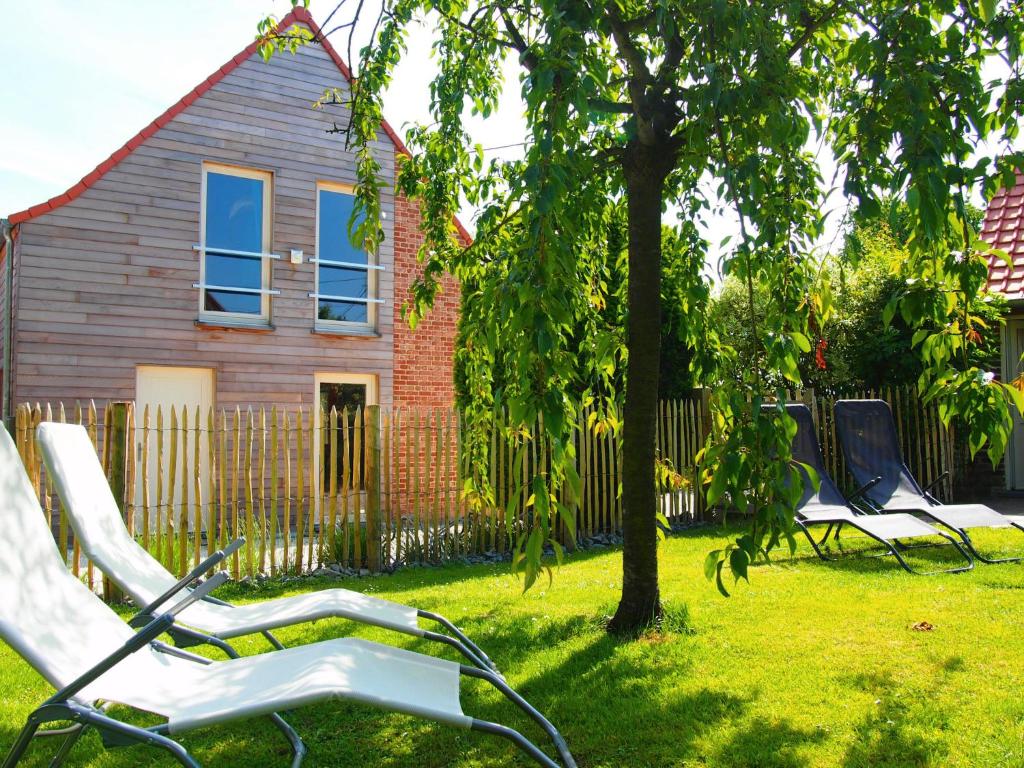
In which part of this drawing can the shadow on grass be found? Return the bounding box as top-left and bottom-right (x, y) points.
(840, 670), (949, 768)
(714, 715), (826, 768)
(461, 624), (746, 767)
(0, 610), (742, 768)
(755, 529), (977, 577)
(219, 542), (626, 602)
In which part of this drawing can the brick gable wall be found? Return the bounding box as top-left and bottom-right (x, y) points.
(392, 192), (460, 407)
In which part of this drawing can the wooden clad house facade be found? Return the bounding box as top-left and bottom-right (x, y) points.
(0, 7), (462, 426)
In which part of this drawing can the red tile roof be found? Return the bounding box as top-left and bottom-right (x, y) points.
(7, 6), (472, 244)
(983, 173), (1024, 299)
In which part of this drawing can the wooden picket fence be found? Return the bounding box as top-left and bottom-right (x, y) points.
(11, 384), (955, 592)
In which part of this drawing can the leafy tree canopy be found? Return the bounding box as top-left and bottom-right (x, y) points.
(454, 212), (702, 406)
(259, 0), (1024, 626)
(711, 203), (1006, 394)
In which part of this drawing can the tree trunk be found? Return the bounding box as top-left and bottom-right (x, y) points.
(608, 143), (669, 634)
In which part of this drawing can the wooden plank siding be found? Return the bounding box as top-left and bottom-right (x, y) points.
(10, 40), (402, 411)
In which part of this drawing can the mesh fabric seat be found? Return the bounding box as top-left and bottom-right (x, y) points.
(778, 403), (972, 574)
(36, 421), (495, 671)
(834, 399), (1024, 563)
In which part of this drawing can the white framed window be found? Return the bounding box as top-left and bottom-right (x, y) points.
(196, 163), (276, 324)
(311, 181), (383, 333)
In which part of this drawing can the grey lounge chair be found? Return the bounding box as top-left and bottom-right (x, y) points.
(834, 399), (1024, 563)
(0, 424), (576, 768)
(778, 403), (972, 574)
(36, 421), (496, 672)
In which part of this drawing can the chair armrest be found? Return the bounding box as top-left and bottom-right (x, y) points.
(130, 538), (244, 625)
(922, 471), (949, 497)
(49, 573), (228, 704)
(846, 476), (881, 504)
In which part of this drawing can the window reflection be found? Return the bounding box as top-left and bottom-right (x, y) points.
(320, 382), (368, 489)
(202, 170), (267, 317)
(317, 188), (372, 327)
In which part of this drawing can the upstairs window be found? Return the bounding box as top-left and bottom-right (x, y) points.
(312, 183), (382, 332)
(196, 164), (276, 324)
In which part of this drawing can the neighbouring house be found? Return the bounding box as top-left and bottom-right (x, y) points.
(0, 6), (465, 431)
(983, 172), (1024, 489)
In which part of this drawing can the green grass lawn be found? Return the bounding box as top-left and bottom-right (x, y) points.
(2, 524), (1024, 767)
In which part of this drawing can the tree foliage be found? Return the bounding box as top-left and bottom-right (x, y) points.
(454, 213), (701, 406)
(711, 205), (1007, 393)
(259, 0), (1024, 624)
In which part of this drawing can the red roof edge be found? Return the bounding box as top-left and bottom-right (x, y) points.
(8, 6), (472, 242)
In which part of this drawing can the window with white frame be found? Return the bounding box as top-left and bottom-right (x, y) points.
(312, 183), (382, 332)
(196, 164), (276, 323)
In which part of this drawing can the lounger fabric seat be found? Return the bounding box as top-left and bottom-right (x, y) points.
(834, 399), (1024, 563)
(808, 507), (944, 540)
(88, 638), (469, 734)
(795, 499), (940, 538)
(919, 504), (1015, 529)
(0, 424), (575, 768)
(37, 422), (422, 639)
(775, 403), (972, 574)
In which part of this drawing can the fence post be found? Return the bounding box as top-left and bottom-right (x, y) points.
(105, 402), (131, 514)
(104, 401), (131, 602)
(800, 387), (815, 410)
(365, 405), (382, 572)
(696, 387), (713, 521)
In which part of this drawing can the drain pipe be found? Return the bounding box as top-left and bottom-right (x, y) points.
(1, 218), (12, 428)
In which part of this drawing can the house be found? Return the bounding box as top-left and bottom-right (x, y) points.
(0, 6), (464, 430)
(982, 173), (1024, 489)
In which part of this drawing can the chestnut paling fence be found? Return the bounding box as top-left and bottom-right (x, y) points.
(12, 385), (954, 597)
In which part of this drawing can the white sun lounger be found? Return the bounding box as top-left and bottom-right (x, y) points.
(36, 422), (496, 672)
(0, 424), (575, 768)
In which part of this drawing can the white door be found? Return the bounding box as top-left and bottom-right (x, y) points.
(135, 366), (214, 530)
(1004, 319), (1024, 490)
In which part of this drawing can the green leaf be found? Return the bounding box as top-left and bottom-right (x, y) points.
(707, 467), (728, 507)
(979, 0), (997, 22)
(796, 461), (820, 492)
(704, 549), (723, 581)
(791, 332), (812, 353)
(1003, 382), (1024, 416)
(729, 548), (750, 583)
(715, 561), (731, 598)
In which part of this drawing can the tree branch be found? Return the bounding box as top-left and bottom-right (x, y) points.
(499, 7), (539, 71)
(606, 9), (654, 90)
(589, 98), (635, 114)
(618, 10), (658, 34)
(433, 5), (519, 52)
(605, 7), (657, 143)
(656, 25), (685, 88)
(786, 0), (848, 59)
